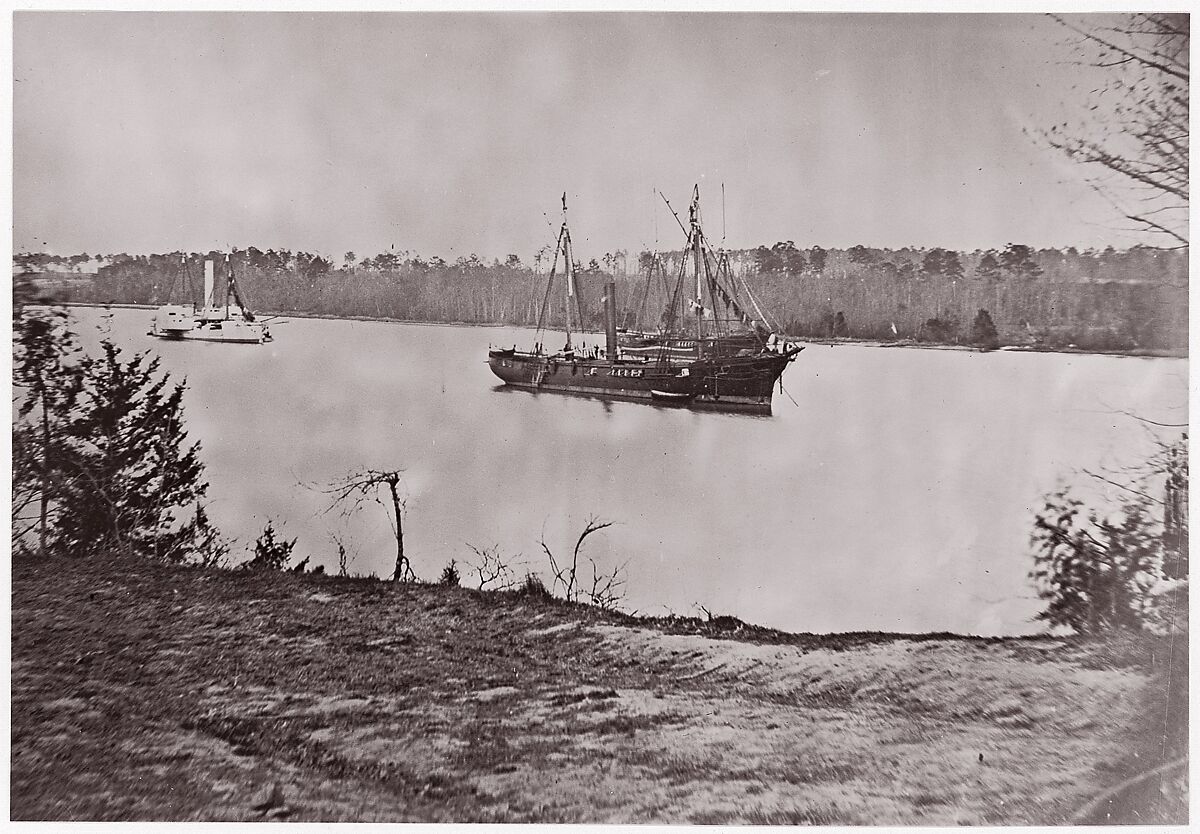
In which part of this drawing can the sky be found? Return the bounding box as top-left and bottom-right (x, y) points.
(13, 11), (1162, 261)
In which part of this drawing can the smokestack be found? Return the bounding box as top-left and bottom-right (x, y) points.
(605, 281), (617, 361)
(203, 260), (215, 308)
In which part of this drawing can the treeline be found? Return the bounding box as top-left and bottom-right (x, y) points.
(35, 241), (1189, 353)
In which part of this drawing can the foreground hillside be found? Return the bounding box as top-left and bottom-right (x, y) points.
(11, 553), (1187, 824)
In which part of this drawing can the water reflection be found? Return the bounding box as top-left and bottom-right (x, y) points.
(488, 382), (774, 419)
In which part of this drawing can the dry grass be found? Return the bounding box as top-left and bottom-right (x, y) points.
(10, 551), (1186, 823)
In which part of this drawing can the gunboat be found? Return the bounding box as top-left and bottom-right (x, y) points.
(488, 191), (800, 411)
(149, 254), (272, 344)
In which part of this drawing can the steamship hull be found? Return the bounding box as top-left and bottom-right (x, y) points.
(488, 347), (801, 411)
(148, 317), (272, 344)
(149, 326), (271, 345)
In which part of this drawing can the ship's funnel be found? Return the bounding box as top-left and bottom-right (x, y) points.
(203, 260), (214, 307)
(605, 281), (617, 360)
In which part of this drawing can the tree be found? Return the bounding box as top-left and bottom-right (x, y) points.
(918, 315), (959, 343)
(1031, 489), (1165, 633)
(1041, 14), (1188, 246)
(969, 308), (1000, 350)
(439, 559), (461, 587)
(264, 249), (293, 271)
(754, 241), (806, 275)
(752, 245), (778, 274)
(819, 310), (849, 338)
(1031, 432), (1187, 634)
(944, 252), (964, 279)
(773, 241), (806, 274)
(324, 468), (414, 582)
(847, 245), (877, 265)
(999, 243), (1043, 279)
(921, 249), (943, 277)
(466, 543), (521, 591)
(832, 311), (849, 338)
(12, 310), (220, 563)
(371, 251), (401, 272)
(807, 245), (828, 274)
(975, 251), (1002, 281)
(297, 252), (332, 278)
(942, 250), (964, 279)
(454, 253), (484, 271)
(539, 516), (626, 609)
(920, 248), (965, 279)
(12, 308), (84, 557)
(1162, 436), (1189, 577)
(55, 341), (214, 561)
(245, 520), (297, 571)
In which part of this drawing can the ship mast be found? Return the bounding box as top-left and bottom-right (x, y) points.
(224, 255), (256, 322)
(533, 201), (572, 354)
(659, 187), (737, 348)
(561, 194), (576, 351)
(690, 190), (702, 340)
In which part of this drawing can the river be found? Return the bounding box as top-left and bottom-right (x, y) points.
(67, 307), (1187, 635)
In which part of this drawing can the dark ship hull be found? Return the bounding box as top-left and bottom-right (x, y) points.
(494, 189), (800, 412)
(488, 346), (801, 411)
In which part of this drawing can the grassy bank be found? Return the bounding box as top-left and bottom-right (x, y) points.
(11, 552), (1186, 823)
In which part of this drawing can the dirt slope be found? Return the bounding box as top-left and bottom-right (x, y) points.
(10, 553), (1186, 823)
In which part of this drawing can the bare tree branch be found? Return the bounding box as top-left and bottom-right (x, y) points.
(1049, 14), (1189, 82)
(320, 468), (414, 582)
(1039, 13), (1189, 245)
(540, 516), (622, 607)
(466, 542), (522, 591)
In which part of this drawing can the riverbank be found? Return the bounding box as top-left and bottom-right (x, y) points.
(11, 552), (1186, 823)
(62, 302), (1187, 359)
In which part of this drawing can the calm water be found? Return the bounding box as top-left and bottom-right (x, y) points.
(70, 307), (1187, 635)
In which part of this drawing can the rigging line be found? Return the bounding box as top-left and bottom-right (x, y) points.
(535, 222), (566, 344)
(539, 211), (560, 236)
(566, 227), (586, 348)
(693, 241), (759, 340)
(698, 232), (724, 338)
(660, 230), (693, 353)
(737, 272), (782, 334)
(658, 191), (688, 236)
(635, 251), (657, 330)
(656, 255), (673, 332)
(780, 381), (800, 408)
(721, 182), (726, 247)
(652, 188), (659, 252)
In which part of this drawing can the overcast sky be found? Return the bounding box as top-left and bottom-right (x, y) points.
(14, 11), (1149, 260)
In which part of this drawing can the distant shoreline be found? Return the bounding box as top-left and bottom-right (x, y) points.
(64, 302), (1187, 360)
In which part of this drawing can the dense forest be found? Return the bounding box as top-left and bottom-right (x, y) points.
(16, 241), (1188, 353)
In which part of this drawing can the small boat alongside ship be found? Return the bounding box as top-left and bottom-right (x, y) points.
(149, 255), (272, 344)
(488, 190), (800, 411)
